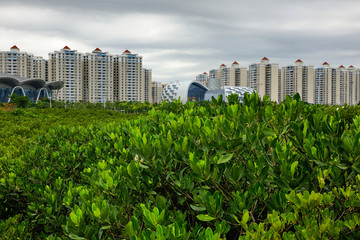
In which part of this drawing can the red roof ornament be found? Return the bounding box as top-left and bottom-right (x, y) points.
(295, 59), (303, 63)
(322, 62), (329, 65)
(339, 65), (345, 68)
(10, 45), (19, 50)
(94, 48), (102, 52)
(220, 64), (226, 67)
(63, 46), (70, 50)
(233, 61), (239, 65)
(123, 49), (131, 53)
(349, 65), (354, 68)
(203, 72), (207, 74)
(262, 57), (269, 61)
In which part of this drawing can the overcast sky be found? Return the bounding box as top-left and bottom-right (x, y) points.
(1, 0), (360, 83)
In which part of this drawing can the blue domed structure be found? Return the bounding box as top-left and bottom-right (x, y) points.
(161, 80), (208, 103)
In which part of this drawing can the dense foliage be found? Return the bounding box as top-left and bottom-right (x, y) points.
(5, 94), (154, 113)
(1, 93), (360, 239)
(0, 108), (139, 159)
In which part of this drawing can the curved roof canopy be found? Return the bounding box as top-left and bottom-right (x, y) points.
(46, 81), (64, 90)
(0, 73), (63, 90)
(0, 75), (20, 87)
(21, 79), (46, 89)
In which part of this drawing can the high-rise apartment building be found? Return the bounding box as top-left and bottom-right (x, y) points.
(151, 81), (162, 104)
(347, 65), (358, 105)
(314, 62), (333, 105)
(196, 72), (209, 85)
(208, 62), (247, 87)
(330, 65), (360, 106)
(249, 57), (279, 102)
(280, 59), (315, 103)
(32, 56), (47, 80)
(0, 45), (33, 78)
(143, 68), (152, 103)
(114, 50), (149, 102)
(83, 48), (114, 103)
(349, 65), (360, 105)
(48, 46), (84, 102)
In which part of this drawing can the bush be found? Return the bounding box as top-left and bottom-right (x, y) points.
(9, 94), (31, 108)
(1, 93), (360, 239)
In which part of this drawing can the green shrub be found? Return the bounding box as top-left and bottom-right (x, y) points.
(1, 93), (360, 239)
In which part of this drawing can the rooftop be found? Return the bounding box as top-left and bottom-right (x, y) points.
(10, 45), (19, 50)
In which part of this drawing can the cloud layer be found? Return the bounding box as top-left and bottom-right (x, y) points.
(1, 0), (360, 83)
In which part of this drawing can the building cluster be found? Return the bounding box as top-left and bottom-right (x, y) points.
(0, 45), (163, 103)
(162, 79), (254, 103)
(198, 57), (360, 105)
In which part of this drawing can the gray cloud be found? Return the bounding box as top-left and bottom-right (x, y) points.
(1, 0), (360, 82)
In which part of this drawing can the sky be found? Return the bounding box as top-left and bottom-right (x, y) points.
(1, 0), (360, 83)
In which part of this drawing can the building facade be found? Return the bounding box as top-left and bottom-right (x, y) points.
(208, 62), (247, 87)
(279, 59), (315, 103)
(32, 56), (47, 81)
(114, 50), (150, 102)
(48, 46), (84, 102)
(314, 62), (333, 105)
(143, 68), (152, 103)
(0, 45), (35, 79)
(249, 57), (279, 102)
(83, 48), (114, 103)
(196, 72), (209, 86)
(151, 81), (162, 104)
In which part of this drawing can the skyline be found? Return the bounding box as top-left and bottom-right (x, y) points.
(1, 0), (360, 83)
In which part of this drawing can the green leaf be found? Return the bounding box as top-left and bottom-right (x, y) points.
(263, 127), (276, 137)
(217, 153), (233, 164)
(156, 225), (164, 239)
(336, 163), (348, 170)
(100, 225), (111, 230)
(190, 204), (206, 211)
(291, 161), (299, 177)
(70, 211), (78, 226)
(265, 105), (272, 119)
(68, 233), (86, 240)
(242, 209), (250, 225)
(205, 227), (214, 240)
(194, 116), (201, 128)
(197, 214), (216, 222)
(343, 136), (353, 153)
(92, 203), (101, 218)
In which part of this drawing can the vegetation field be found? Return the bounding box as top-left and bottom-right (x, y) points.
(0, 108), (140, 158)
(1, 94), (360, 239)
